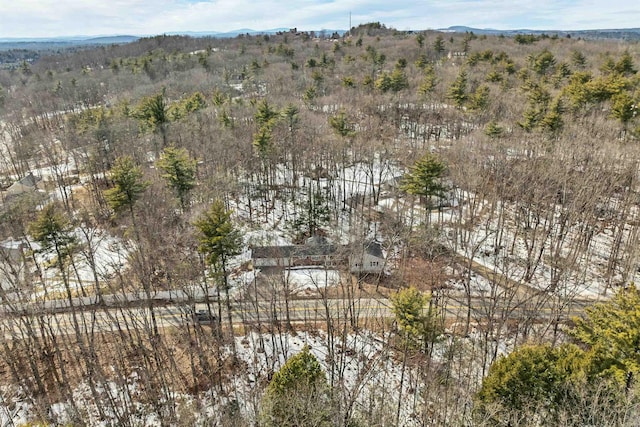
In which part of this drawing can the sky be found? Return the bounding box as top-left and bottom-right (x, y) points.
(0, 0), (639, 39)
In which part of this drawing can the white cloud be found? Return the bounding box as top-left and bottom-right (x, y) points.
(0, 0), (637, 38)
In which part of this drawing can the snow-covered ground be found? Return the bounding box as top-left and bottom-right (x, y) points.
(4, 104), (625, 425)
(230, 157), (400, 244)
(0, 329), (501, 426)
(378, 188), (640, 300)
(234, 330), (419, 424)
(6, 137), (629, 304)
(224, 147), (639, 302)
(283, 267), (342, 293)
(1, 228), (131, 301)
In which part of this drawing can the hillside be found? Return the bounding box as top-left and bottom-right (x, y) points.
(1, 23), (640, 425)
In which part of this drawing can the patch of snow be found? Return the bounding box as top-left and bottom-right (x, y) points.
(283, 268), (342, 293)
(28, 227), (130, 301)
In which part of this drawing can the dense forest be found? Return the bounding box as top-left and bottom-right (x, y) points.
(1, 22), (640, 425)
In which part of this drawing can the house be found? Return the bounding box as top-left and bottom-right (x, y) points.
(349, 241), (385, 274)
(447, 51), (467, 59)
(251, 236), (342, 269)
(1, 173), (45, 206)
(251, 236), (385, 275)
(5, 173), (40, 197)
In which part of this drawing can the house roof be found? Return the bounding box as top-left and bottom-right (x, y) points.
(0, 239), (24, 250)
(17, 173), (40, 187)
(363, 241), (384, 258)
(6, 173), (41, 196)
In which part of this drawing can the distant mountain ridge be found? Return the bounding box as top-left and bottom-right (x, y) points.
(440, 25), (640, 40)
(2, 25), (639, 48)
(0, 27), (346, 45)
(0, 35), (139, 44)
(0, 35), (140, 51)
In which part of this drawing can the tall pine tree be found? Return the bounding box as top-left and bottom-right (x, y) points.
(156, 146), (196, 210)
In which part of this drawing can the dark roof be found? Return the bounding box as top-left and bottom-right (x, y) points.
(364, 241), (384, 258)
